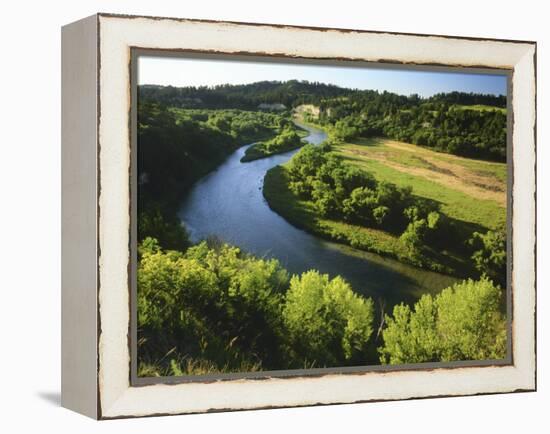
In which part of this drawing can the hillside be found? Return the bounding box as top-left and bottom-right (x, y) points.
(140, 81), (506, 111)
(139, 80), (356, 110)
(263, 137), (506, 278)
(140, 81), (507, 161)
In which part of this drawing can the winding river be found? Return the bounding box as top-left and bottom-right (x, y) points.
(179, 123), (456, 307)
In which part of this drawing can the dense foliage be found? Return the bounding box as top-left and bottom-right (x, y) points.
(138, 237), (288, 374)
(141, 83), (507, 161)
(137, 238), (376, 375)
(241, 126), (304, 162)
(320, 92), (507, 161)
(136, 81), (508, 376)
(138, 237), (506, 375)
(282, 271), (374, 367)
(468, 226), (507, 287)
(379, 277), (506, 364)
(285, 144), (453, 269)
(138, 207), (191, 252)
(430, 91), (506, 107)
(138, 102), (286, 244)
(139, 103), (281, 204)
(139, 80), (355, 110)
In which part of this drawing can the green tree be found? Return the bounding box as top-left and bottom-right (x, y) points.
(399, 219), (428, 264)
(138, 208), (190, 251)
(468, 227), (507, 286)
(137, 239), (290, 373)
(379, 277), (507, 364)
(342, 186), (378, 224)
(287, 144), (328, 185)
(282, 270), (374, 367)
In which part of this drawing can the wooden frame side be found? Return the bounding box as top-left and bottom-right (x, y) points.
(61, 14), (99, 420)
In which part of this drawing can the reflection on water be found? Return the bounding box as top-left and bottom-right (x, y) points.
(179, 123), (456, 308)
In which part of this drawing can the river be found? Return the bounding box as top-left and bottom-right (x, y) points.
(179, 122), (456, 308)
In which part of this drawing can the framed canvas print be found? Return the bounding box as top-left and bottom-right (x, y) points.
(61, 13), (536, 419)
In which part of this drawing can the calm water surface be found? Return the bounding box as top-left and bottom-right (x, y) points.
(179, 123), (456, 307)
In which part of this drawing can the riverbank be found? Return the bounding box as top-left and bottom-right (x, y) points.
(179, 116), (459, 309)
(263, 164), (473, 277)
(261, 116), (506, 278)
(138, 106), (284, 249)
(240, 123), (310, 162)
(263, 166), (405, 259)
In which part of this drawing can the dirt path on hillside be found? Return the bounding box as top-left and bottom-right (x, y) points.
(344, 141), (506, 206)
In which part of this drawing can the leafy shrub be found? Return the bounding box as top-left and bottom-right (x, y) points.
(379, 277), (506, 364)
(138, 207), (190, 251)
(241, 126), (303, 161)
(399, 219), (428, 264)
(318, 91), (507, 161)
(138, 239), (289, 373)
(282, 270), (374, 367)
(468, 226), (507, 286)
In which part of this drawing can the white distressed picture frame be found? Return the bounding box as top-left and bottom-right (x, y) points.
(61, 13), (536, 419)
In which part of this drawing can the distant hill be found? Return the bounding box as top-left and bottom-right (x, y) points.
(139, 81), (506, 112)
(139, 80), (357, 110)
(430, 91), (506, 108)
(139, 81), (507, 161)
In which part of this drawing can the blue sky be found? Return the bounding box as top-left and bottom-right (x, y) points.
(138, 56), (507, 97)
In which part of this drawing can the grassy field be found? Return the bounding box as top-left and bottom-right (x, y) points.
(263, 136), (506, 277)
(264, 167), (404, 253)
(335, 138), (507, 227)
(453, 104), (507, 113)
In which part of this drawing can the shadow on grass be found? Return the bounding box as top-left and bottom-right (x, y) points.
(351, 137), (383, 147)
(264, 164), (483, 280)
